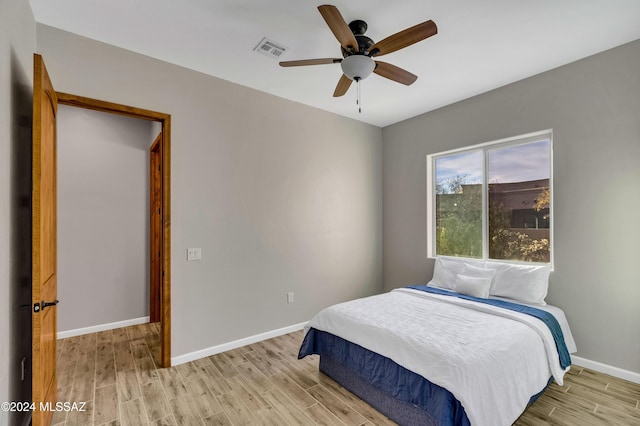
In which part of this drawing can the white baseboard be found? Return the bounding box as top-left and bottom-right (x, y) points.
(171, 322), (307, 366)
(572, 355), (640, 384)
(57, 316), (150, 339)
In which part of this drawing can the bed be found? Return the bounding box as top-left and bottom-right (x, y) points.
(298, 257), (577, 426)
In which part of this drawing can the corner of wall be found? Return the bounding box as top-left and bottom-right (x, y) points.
(1, 0), (37, 423)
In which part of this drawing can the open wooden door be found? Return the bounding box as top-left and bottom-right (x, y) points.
(32, 53), (58, 426)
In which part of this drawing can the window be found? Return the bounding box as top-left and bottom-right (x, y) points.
(427, 131), (552, 264)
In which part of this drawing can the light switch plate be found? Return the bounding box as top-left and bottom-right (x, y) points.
(187, 248), (202, 261)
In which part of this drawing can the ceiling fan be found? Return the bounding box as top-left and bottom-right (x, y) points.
(279, 4), (437, 99)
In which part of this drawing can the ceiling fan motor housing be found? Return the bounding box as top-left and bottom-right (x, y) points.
(341, 20), (375, 57)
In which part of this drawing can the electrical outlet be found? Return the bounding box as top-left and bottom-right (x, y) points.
(287, 292), (294, 304)
(187, 248), (202, 261)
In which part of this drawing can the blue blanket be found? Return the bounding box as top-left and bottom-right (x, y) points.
(407, 285), (571, 369)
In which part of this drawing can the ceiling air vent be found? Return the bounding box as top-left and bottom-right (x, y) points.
(253, 37), (288, 60)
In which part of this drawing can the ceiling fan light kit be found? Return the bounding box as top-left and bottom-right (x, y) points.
(341, 55), (375, 81)
(279, 4), (437, 110)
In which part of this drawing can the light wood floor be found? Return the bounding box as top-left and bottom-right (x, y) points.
(53, 323), (640, 425)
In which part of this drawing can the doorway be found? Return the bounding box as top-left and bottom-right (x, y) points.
(56, 92), (172, 367)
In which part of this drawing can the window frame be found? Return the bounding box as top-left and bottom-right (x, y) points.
(426, 129), (554, 266)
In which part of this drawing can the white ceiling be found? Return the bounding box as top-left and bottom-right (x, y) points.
(29, 0), (640, 127)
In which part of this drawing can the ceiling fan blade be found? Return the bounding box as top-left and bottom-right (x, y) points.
(369, 20), (437, 57)
(333, 74), (352, 97)
(373, 61), (418, 85)
(318, 5), (359, 52)
(279, 58), (342, 67)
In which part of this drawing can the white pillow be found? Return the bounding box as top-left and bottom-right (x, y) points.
(484, 261), (550, 305)
(461, 263), (496, 281)
(428, 257), (482, 290)
(453, 274), (492, 298)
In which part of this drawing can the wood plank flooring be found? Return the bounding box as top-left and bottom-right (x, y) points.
(53, 323), (640, 425)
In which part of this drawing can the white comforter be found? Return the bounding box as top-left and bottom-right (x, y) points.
(304, 288), (571, 426)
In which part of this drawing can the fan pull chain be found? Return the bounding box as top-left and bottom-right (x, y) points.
(356, 79), (362, 113)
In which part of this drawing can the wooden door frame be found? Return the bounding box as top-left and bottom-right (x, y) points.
(56, 92), (172, 368)
(149, 134), (162, 324)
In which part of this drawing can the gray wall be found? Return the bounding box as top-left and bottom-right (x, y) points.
(36, 24), (383, 358)
(0, 0), (36, 424)
(382, 40), (640, 373)
(57, 105), (153, 332)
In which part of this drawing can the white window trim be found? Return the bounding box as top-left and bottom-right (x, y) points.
(426, 129), (554, 267)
